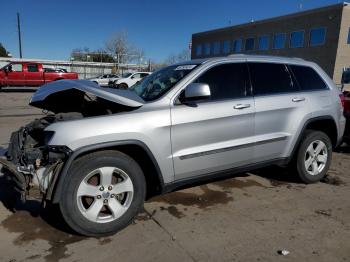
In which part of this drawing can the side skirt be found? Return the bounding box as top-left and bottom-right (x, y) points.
(162, 158), (289, 194)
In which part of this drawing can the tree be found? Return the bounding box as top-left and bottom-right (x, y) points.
(0, 43), (10, 57)
(105, 31), (144, 64)
(164, 49), (191, 65)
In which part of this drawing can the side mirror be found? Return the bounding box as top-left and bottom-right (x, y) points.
(184, 83), (211, 101)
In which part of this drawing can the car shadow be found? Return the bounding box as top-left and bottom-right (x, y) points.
(335, 143), (350, 155)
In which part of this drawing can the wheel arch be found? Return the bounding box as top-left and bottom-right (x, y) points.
(287, 115), (338, 163)
(51, 140), (164, 203)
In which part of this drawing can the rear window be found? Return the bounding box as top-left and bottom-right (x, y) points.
(248, 62), (297, 95)
(290, 65), (328, 91)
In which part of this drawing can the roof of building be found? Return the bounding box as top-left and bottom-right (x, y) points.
(193, 2), (349, 36)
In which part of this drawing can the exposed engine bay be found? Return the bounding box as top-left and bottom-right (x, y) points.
(0, 80), (143, 203)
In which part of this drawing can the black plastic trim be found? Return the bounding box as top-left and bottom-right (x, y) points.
(162, 158), (288, 194)
(52, 140), (164, 203)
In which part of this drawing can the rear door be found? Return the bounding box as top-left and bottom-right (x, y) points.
(171, 62), (255, 180)
(6, 63), (25, 86)
(25, 63), (43, 86)
(248, 62), (309, 162)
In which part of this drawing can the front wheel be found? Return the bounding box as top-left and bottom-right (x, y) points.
(294, 130), (332, 183)
(59, 150), (146, 236)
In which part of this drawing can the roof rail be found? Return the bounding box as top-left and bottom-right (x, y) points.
(227, 54), (305, 61)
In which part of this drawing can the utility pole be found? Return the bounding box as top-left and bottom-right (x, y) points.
(17, 12), (23, 58)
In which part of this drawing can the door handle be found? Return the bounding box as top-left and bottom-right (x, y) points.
(234, 104), (251, 109)
(292, 97), (305, 102)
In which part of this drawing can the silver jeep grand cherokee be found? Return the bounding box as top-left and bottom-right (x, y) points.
(1, 55), (346, 236)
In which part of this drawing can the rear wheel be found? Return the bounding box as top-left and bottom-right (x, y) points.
(59, 150), (146, 236)
(293, 130), (332, 183)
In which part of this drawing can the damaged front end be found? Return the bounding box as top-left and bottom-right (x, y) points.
(1, 80), (144, 203)
(1, 115), (72, 202)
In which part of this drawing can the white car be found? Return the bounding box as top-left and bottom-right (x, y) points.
(89, 74), (120, 86)
(113, 72), (151, 89)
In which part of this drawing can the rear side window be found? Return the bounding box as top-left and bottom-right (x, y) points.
(248, 63), (297, 95)
(27, 64), (39, 72)
(289, 65), (328, 91)
(194, 63), (249, 100)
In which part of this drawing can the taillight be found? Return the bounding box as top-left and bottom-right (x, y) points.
(339, 94), (345, 109)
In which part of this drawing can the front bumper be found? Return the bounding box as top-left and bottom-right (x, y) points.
(0, 157), (27, 202)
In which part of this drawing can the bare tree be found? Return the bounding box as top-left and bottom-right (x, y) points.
(164, 49), (191, 65)
(105, 31), (144, 64)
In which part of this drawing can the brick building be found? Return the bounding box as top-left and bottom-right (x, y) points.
(191, 3), (350, 84)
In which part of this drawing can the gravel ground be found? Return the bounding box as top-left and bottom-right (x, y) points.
(0, 90), (349, 262)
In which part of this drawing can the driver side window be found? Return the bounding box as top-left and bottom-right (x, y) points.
(11, 64), (23, 72)
(193, 63), (249, 101)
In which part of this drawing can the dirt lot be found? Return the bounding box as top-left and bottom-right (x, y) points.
(0, 90), (349, 262)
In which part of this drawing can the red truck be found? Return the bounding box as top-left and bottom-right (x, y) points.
(0, 61), (78, 88)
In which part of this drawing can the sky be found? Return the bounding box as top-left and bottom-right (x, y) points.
(0, 0), (344, 62)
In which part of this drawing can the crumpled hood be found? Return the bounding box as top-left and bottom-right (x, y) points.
(30, 80), (145, 110)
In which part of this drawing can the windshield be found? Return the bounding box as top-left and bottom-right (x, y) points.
(122, 72), (132, 78)
(131, 64), (198, 101)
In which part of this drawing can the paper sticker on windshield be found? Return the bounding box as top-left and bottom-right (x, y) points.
(175, 65), (197, 70)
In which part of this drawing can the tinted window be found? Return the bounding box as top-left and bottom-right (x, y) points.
(204, 43), (210, 55)
(309, 27), (326, 46)
(258, 36), (269, 50)
(347, 28), (350, 44)
(249, 63), (297, 95)
(212, 41), (220, 55)
(223, 40), (230, 54)
(27, 64), (39, 72)
(290, 31), (304, 48)
(196, 44), (202, 56)
(342, 69), (350, 84)
(245, 38), (255, 51)
(194, 63), (249, 100)
(233, 39), (242, 53)
(290, 65), (327, 91)
(273, 33), (286, 49)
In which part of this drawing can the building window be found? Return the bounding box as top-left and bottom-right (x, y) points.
(273, 33), (286, 49)
(212, 41), (220, 55)
(195, 45), (202, 57)
(223, 40), (230, 54)
(204, 43), (210, 56)
(233, 39), (242, 53)
(309, 27), (326, 46)
(347, 28), (350, 44)
(258, 35), (269, 50)
(290, 31), (304, 48)
(245, 38), (255, 51)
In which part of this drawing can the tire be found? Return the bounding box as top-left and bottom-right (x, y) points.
(93, 81), (99, 85)
(59, 150), (146, 237)
(293, 130), (332, 183)
(119, 83), (128, 89)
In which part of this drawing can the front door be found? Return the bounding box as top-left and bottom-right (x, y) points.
(170, 62), (255, 180)
(6, 63), (25, 86)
